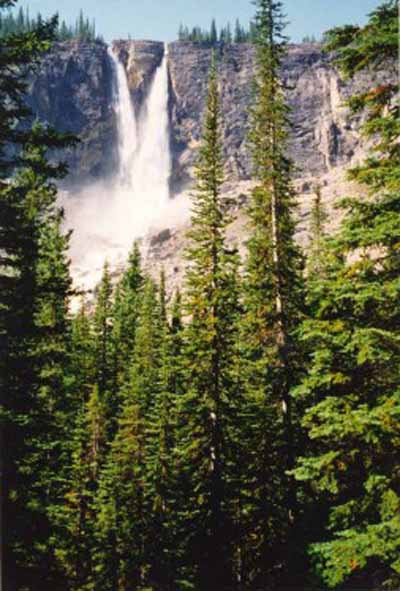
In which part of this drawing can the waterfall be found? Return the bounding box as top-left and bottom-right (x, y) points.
(109, 43), (171, 223)
(109, 48), (138, 184)
(133, 44), (171, 209)
(65, 43), (175, 292)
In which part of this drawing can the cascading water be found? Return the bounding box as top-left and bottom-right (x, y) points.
(131, 44), (171, 210)
(110, 43), (171, 213)
(64, 43), (175, 292)
(110, 49), (138, 184)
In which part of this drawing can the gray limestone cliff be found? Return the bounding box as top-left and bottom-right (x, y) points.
(28, 39), (376, 190)
(112, 40), (164, 109)
(27, 40), (116, 182)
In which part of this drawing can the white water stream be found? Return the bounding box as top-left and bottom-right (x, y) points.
(112, 43), (171, 214)
(112, 49), (138, 184)
(64, 43), (177, 292)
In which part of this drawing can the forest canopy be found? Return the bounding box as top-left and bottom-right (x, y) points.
(0, 6), (100, 41)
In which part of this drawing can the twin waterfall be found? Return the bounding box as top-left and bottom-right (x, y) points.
(110, 44), (171, 216)
(66, 44), (173, 292)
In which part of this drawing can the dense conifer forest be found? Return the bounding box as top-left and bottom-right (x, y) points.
(177, 19), (257, 44)
(0, 0), (399, 590)
(177, 19), (321, 45)
(0, 6), (99, 40)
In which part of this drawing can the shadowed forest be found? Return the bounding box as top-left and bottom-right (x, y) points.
(0, 1), (399, 590)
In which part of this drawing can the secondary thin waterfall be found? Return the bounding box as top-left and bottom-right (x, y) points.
(109, 43), (171, 219)
(109, 49), (138, 184)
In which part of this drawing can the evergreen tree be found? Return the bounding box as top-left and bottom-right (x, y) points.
(56, 385), (106, 591)
(59, 19), (70, 40)
(59, 298), (98, 590)
(111, 241), (143, 392)
(177, 54), (241, 591)
(234, 18), (243, 43)
(241, 0), (305, 586)
(294, 2), (400, 587)
(93, 262), (117, 438)
(0, 7), (59, 175)
(225, 22), (232, 44)
(95, 277), (164, 591)
(248, 20), (258, 42)
(69, 300), (96, 405)
(0, 6), (78, 587)
(170, 290), (184, 396)
(143, 277), (185, 590)
(1, 2), (396, 589)
(210, 18), (217, 44)
(307, 185), (329, 279)
(1, 121), (75, 589)
(95, 386), (143, 591)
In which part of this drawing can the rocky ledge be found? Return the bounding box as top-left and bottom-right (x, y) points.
(112, 40), (164, 108)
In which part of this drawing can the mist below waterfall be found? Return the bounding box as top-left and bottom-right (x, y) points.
(62, 43), (189, 292)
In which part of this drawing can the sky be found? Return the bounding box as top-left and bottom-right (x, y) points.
(16, 0), (383, 42)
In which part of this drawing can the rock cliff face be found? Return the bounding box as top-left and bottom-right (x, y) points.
(27, 40), (116, 182)
(166, 41), (373, 188)
(26, 39), (383, 292)
(112, 40), (164, 109)
(28, 39), (374, 190)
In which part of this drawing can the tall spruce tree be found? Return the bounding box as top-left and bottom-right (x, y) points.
(93, 262), (117, 438)
(210, 18), (218, 44)
(95, 277), (166, 591)
(294, 2), (400, 587)
(68, 300), (96, 405)
(1, 122), (75, 590)
(142, 275), (184, 590)
(241, 0), (305, 586)
(306, 185), (329, 280)
(54, 300), (97, 591)
(95, 387), (143, 591)
(55, 385), (106, 591)
(177, 54), (241, 591)
(0, 4), (77, 586)
(111, 242), (144, 426)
